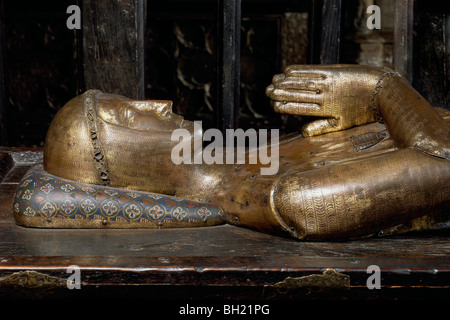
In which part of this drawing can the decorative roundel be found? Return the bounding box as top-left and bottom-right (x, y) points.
(123, 202), (143, 221)
(100, 200), (120, 217)
(147, 204), (166, 221)
(171, 206), (189, 222)
(59, 198), (77, 216)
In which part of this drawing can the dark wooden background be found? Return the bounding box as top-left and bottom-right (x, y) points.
(0, 0), (448, 147)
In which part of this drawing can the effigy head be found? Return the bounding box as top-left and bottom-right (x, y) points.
(43, 90), (193, 190)
(14, 90), (225, 229)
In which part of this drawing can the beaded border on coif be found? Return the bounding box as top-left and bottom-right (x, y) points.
(371, 70), (401, 124)
(84, 90), (110, 186)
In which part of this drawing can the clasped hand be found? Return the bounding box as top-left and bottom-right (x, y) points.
(266, 64), (396, 137)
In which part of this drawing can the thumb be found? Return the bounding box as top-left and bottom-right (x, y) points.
(301, 118), (339, 137)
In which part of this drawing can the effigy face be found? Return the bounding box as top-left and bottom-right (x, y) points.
(13, 65), (450, 241)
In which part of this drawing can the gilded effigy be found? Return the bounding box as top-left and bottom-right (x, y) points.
(13, 65), (450, 240)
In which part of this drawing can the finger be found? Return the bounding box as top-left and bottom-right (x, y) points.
(268, 88), (323, 105)
(272, 77), (325, 92)
(284, 65), (328, 79)
(301, 118), (340, 137)
(265, 84), (275, 97)
(272, 73), (285, 83)
(272, 101), (322, 117)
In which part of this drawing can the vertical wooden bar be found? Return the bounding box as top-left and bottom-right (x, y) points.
(217, 0), (241, 131)
(411, 3), (448, 108)
(308, 0), (342, 64)
(393, 0), (414, 83)
(445, 13), (450, 107)
(0, 1), (6, 145)
(308, 0), (321, 64)
(320, 0), (342, 64)
(82, 0), (146, 99)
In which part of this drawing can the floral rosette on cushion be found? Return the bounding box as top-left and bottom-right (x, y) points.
(13, 165), (225, 229)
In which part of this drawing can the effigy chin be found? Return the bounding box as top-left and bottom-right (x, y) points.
(12, 64), (450, 241)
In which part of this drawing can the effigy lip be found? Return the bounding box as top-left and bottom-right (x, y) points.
(12, 164), (225, 229)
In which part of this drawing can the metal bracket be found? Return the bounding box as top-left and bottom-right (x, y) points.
(263, 268), (350, 298)
(0, 270), (66, 289)
(349, 131), (388, 151)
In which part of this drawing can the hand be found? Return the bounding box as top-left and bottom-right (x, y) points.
(266, 64), (398, 137)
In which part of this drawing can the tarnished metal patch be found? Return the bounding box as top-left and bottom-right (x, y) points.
(263, 269), (350, 298)
(270, 269), (350, 290)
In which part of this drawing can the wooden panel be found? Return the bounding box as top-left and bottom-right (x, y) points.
(320, 0), (342, 64)
(447, 12), (450, 108)
(217, 0), (241, 131)
(0, 1), (5, 146)
(411, 2), (449, 109)
(2, 1), (79, 147)
(82, 0), (146, 99)
(393, 0), (414, 82)
(308, 0), (342, 64)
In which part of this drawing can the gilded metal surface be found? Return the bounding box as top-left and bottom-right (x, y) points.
(349, 131), (388, 151)
(33, 64), (450, 240)
(43, 91), (227, 202)
(265, 64), (400, 137)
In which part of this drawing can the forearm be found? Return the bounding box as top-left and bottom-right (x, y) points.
(273, 148), (450, 240)
(375, 75), (450, 159)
